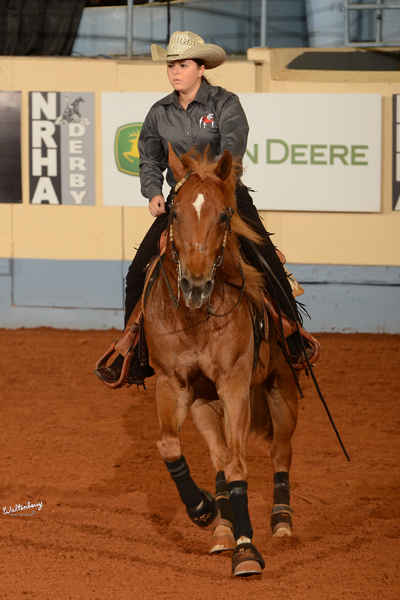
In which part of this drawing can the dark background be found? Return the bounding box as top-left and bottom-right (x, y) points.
(0, 0), (87, 55)
(0, 92), (22, 204)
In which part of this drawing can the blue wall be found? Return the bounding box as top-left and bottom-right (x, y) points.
(1, 258), (399, 333)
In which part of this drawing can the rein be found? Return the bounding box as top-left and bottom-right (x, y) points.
(161, 170), (244, 317)
(249, 240), (350, 462)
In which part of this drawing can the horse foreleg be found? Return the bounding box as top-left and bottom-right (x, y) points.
(156, 377), (219, 531)
(219, 381), (265, 576)
(266, 372), (299, 537)
(191, 399), (235, 553)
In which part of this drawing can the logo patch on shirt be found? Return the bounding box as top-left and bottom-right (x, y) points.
(199, 113), (215, 129)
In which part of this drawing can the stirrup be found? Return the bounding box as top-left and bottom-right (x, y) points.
(94, 296), (142, 389)
(290, 333), (321, 371)
(262, 292), (321, 370)
(94, 341), (137, 389)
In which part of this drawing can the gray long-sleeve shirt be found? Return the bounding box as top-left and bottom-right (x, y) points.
(138, 80), (249, 201)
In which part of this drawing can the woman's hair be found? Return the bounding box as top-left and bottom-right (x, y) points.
(193, 58), (210, 85)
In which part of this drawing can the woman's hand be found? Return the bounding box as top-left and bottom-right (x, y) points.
(149, 195), (166, 218)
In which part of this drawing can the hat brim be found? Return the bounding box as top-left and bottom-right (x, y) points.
(151, 43), (226, 70)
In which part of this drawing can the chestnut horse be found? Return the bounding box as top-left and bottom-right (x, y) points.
(143, 144), (299, 577)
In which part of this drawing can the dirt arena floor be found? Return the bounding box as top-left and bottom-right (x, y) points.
(0, 328), (399, 600)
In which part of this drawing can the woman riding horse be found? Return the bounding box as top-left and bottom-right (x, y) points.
(94, 30), (312, 388)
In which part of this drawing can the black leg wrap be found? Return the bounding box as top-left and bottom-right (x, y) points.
(164, 455), (202, 508)
(271, 507), (293, 532)
(186, 489), (219, 529)
(271, 472), (293, 533)
(228, 480), (253, 541)
(232, 543), (265, 575)
(216, 471), (228, 495)
(215, 472), (233, 524)
(273, 471), (291, 505)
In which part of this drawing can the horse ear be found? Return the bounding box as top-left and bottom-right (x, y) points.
(168, 142), (187, 182)
(214, 150), (232, 181)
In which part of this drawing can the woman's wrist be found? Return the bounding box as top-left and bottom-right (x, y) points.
(149, 195), (166, 217)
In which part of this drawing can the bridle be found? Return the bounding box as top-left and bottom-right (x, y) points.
(159, 170), (245, 317)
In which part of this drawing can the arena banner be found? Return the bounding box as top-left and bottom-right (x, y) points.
(238, 93), (381, 212)
(0, 91), (22, 203)
(101, 92), (381, 212)
(101, 92), (167, 207)
(392, 95), (400, 211)
(29, 92), (95, 205)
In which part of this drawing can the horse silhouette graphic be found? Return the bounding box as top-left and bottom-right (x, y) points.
(55, 94), (89, 125)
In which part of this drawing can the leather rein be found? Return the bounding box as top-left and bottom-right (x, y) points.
(159, 170), (245, 317)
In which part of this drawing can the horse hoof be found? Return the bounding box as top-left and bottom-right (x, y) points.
(231, 542), (265, 577)
(209, 522), (236, 554)
(271, 504), (293, 537)
(272, 522), (292, 537)
(234, 560), (263, 577)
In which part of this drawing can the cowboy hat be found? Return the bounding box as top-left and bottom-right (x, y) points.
(151, 31), (226, 70)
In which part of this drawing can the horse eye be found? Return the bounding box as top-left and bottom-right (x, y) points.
(219, 213), (227, 223)
(172, 211), (179, 221)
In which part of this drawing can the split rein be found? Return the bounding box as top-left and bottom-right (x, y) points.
(159, 170), (245, 318)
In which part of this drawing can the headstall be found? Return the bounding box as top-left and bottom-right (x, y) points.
(159, 170), (244, 316)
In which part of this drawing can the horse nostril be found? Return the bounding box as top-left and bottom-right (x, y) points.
(181, 278), (191, 295)
(201, 280), (214, 299)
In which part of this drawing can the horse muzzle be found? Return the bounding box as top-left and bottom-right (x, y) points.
(180, 277), (214, 308)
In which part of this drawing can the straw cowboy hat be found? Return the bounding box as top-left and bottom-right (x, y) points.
(151, 31), (226, 70)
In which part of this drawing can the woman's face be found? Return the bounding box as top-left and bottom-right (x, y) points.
(167, 59), (205, 95)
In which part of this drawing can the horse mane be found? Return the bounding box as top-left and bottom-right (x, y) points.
(179, 150), (265, 311)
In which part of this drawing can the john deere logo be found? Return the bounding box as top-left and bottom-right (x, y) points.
(115, 122), (143, 176)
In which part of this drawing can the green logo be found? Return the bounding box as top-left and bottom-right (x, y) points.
(115, 122), (143, 176)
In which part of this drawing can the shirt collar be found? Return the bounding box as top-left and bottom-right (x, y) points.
(193, 80), (209, 106)
(158, 80), (209, 107)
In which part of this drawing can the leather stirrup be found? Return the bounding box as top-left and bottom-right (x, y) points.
(262, 292), (321, 371)
(94, 299), (142, 389)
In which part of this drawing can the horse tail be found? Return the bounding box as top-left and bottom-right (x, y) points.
(250, 384), (273, 441)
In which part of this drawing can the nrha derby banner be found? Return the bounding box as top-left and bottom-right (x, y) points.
(0, 91), (22, 204)
(238, 93), (381, 213)
(29, 92), (95, 205)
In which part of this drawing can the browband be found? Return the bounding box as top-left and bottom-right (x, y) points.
(174, 169), (193, 193)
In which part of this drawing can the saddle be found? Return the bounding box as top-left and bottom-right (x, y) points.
(94, 237), (321, 389)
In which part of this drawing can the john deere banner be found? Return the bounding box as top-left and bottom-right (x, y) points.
(102, 92), (381, 212)
(29, 92), (95, 205)
(238, 93), (381, 212)
(0, 91), (22, 203)
(392, 95), (400, 211)
(102, 92), (165, 207)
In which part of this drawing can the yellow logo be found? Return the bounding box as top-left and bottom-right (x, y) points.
(115, 123), (143, 176)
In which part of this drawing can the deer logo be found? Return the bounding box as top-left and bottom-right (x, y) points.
(115, 123), (143, 176)
(123, 130), (140, 163)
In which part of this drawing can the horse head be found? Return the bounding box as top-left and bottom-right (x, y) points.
(168, 143), (234, 309)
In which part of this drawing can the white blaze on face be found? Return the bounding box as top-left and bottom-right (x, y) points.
(193, 193), (205, 220)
